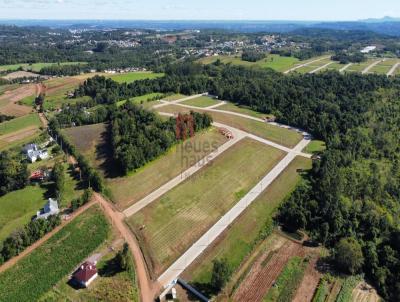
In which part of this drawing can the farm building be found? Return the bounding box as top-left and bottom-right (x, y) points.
(35, 198), (60, 220)
(72, 261), (98, 288)
(30, 169), (50, 181)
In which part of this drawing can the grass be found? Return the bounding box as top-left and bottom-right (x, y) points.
(0, 62), (86, 73)
(0, 205), (110, 302)
(0, 113), (41, 136)
(116, 92), (164, 108)
(0, 186), (47, 241)
(199, 54), (300, 72)
(312, 278), (329, 302)
(187, 156), (312, 285)
(163, 93), (187, 101)
(106, 127), (228, 209)
(303, 140), (326, 154)
(127, 138), (285, 276)
(158, 105), (302, 148)
(107, 72), (164, 84)
(218, 102), (271, 119)
(335, 276), (361, 302)
(263, 256), (308, 302)
(181, 96), (221, 108)
(346, 59), (378, 73)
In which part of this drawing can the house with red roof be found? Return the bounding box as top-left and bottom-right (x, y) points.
(72, 261), (98, 288)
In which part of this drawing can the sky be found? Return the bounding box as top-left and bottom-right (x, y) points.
(0, 0), (398, 21)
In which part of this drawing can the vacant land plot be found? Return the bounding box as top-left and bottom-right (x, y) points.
(0, 186), (47, 242)
(181, 96), (220, 108)
(0, 205), (110, 302)
(158, 105), (302, 148)
(369, 59), (400, 74)
(295, 58), (334, 74)
(218, 102), (270, 119)
(2, 71), (41, 80)
(117, 92), (164, 108)
(107, 127), (228, 209)
(0, 62), (86, 73)
(183, 156), (312, 288)
(107, 72), (164, 83)
(199, 54), (300, 72)
(163, 93), (187, 101)
(303, 140), (326, 154)
(127, 139), (285, 276)
(0, 84), (37, 117)
(346, 59), (378, 73)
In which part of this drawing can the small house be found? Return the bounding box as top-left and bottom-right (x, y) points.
(35, 198), (60, 220)
(72, 261), (98, 288)
(23, 143), (38, 154)
(27, 150), (49, 163)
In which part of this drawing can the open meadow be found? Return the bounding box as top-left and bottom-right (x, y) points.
(0, 205), (110, 302)
(127, 138), (285, 276)
(218, 102), (271, 119)
(181, 95), (221, 108)
(157, 104), (303, 148)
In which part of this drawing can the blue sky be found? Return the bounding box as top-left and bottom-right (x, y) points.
(0, 0), (398, 20)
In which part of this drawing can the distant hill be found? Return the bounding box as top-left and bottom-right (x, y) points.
(360, 16), (400, 23)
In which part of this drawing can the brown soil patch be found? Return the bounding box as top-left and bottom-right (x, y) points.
(0, 103), (33, 117)
(0, 126), (38, 143)
(352, 282), (380, 302)
(0, 84), (36, 117)
(292, 254), (321, 302)
(233, 240), (305, 302)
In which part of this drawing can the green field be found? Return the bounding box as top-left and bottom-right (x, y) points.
(127, 138), (285, 276)
(107, 72), (164, 83)
(199, 54), (300, 72)
(346, 59), (378, 73)
(107, 127), (228, 209)
(303, 140), (326, 154)
(181, 96), (221, 108)
(0, 113), (41, 136)
(158, 104), (302, 148)
(218, 102), (271, 119)
(186, 156), (312, 285)
(0, 205), (110, 302)
(0, 186), (47, 241)
(0, 62), (86, 73)
(369, 59), (400, 75)
(116, 92), (164, 108)
(163, 93), (187, 101)
(263, 256), (308, 302)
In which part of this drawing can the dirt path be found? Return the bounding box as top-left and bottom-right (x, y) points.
(0, 200), (95, 274)
(38, 112), (48, 127)
(93, 192), (158, 302)
(292, 255), (321, 302)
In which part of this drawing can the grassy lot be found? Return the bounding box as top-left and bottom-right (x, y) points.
(303, 140), (326, 154)
(116, 92), (164, 108)
(181, 96), (221, 108)
(158, 105), (302, 148)
(198, 54), (300, 72)
(107, 127), (228, 209)
(163, 93), (187, 101)
(0, 186), (47, 241)
(186, 156), (312, 285)
(0, 62), (86, 72)
(0, 113), (41, 136)
(218, 102), (271, 119)
(107, 72), (164, 83)
(263, 256), (308, 302)
(0, 205), (110, 302)
(127, 138), (285, 276)
(346, 59), (378, 73)
(368, 59), (400, 74)
(294, 58), (333, 74)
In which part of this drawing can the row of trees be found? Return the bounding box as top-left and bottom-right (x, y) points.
(331, 52), (367, 64)
(110, 102), (212, 174)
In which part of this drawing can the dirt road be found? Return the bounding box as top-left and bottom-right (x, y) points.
(93, 193), (158, 302)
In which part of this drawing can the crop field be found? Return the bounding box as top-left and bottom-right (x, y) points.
(0, 84), (37, 117)
(198, 54), (301, 72)
(263, 256), (308, 302)
(0, 205), (110, 302)
(183, 156), (312, 288)
(106, 72), (164, 83)
(218, 102), (271, 119)
(0, 62), (86, 73)
(157, 104), (303, 148)
(233, 240), (305, 302)
(181, 95), (221, 108)
(127, 139), (285, 276)
(0, 186), (47, 242)
(107, 127), (228, 209)
(0, 113), (41, 136)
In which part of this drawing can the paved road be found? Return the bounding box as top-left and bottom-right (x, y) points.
(157, 136), (311, 294)
(309, 62), (334, 74)
(283, 56), (330, 74)
(123, 123), (246, 217)
(206, 100), (226, 109)
(387, 62), (400, 76)
(339, 63), (353, 72)
(362, 59), (385, 74)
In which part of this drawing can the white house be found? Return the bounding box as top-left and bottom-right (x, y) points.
(23, 143), (38, 154)
(35, 198), (60, 220)
(27, 150), (49, 163)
